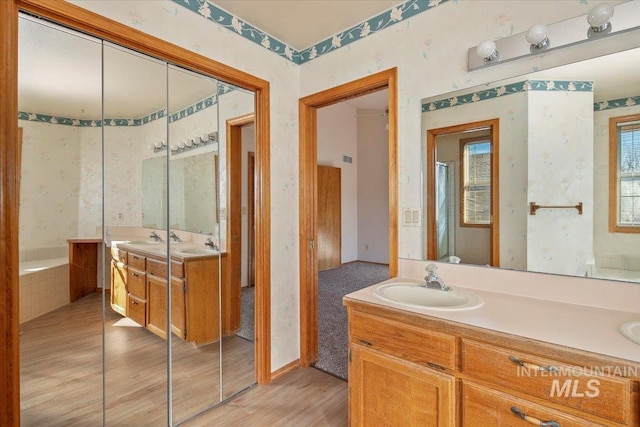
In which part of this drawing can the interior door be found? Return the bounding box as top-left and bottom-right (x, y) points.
(317, 165), (341, 271)
(436, 162), (449, 260)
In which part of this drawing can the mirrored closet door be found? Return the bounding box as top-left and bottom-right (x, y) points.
(18, 12), (257, 426)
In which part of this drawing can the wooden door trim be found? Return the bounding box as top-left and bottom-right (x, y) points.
(426, 118), (500, 266)
(298, 68), (398, 366)
(2, 3), (271, 423)
(248, 152), (256, 286)
(226, 113), (255, 336)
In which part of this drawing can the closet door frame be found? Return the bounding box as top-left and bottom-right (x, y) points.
(0, 2), (272, 425)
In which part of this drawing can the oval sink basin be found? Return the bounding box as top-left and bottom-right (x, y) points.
(374, 283), (484, 311)
(619, 321), (640, 345)
(175, 247), (217, 256)
(126, 240), (162, 245)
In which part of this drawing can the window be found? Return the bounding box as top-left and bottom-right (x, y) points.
(461, 137), (491, 226)
(610, 114), (640, 232)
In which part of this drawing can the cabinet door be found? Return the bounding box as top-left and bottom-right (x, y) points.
(349, 343), (455, 427)
(110, 261), (127, 316)
(147, 275), (167, 338)
(171, 278), (185, 340)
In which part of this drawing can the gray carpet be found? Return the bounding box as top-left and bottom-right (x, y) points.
(236, 262), (389, 380)
(313, 261), (389, 380)
(236, 286), (255, 342)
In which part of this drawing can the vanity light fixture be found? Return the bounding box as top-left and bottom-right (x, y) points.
(168, 131), (219, 154)
(476, 39), (499, 62)
(467, 0), (636, 71)
(526, 24), (549, 50)
(588, 3), (614, 33)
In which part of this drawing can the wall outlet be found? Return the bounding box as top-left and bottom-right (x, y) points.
(118, 212), (124, 220)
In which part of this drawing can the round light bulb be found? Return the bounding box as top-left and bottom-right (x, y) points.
(160, 139), (167, 146)
(588, 3), (614, 32)
(476, 39), (498, 61)
(526, 24), (549, 48)
(178, 142), (186, 149)
(154, 141), (163, 149)
(171, 145), (178, 151)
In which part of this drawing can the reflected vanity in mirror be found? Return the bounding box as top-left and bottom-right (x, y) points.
(420, 45), (640, 283)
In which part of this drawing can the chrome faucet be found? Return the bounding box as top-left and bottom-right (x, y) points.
(169, 231), (183, 242)
(423, 264), (452, 291)
(149, 231), (163, 242)
(205, 238), (219, 251)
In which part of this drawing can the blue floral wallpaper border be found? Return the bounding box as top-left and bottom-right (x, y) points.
(421, 80), (594, 113)
(173, 0), (448, 65)
(18, 85), (235, 127)
(595, 95), (640, 111)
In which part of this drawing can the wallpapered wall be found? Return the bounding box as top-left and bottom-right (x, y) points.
(70, 0), (623, 371)
(527, 89), (594, 277)
(594, 103), (640, 261)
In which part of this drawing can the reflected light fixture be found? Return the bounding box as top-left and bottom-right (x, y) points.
(588, 3), (614, 33)
(476, 39), (499, 62)
(526, 24), (549, 50)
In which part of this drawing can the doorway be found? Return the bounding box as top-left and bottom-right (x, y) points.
(298, 68), (398, 367)
(426, 119), (500, 266)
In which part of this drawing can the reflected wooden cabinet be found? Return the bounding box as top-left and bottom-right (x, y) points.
(110, 247), (226, 347)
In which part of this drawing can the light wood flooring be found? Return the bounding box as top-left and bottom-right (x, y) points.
(20, 292), (348, 426)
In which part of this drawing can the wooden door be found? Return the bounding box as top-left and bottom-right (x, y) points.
(349, 344), (455, 426)
(317, 165), (341, 271)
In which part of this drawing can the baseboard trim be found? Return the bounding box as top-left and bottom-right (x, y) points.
(271, 359), (300, 381)
(342, 260), (390, 267)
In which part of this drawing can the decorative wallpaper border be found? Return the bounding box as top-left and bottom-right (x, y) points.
(595, 95), (640, 111)
(421, 80), (593, 112)
(173, 0), (448, 65)
(18, 84), (235, 127)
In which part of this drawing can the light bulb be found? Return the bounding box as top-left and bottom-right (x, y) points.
(526, 24), (549, 49)
(154, 141), (163, 149)
(476, 39), (498, 62)
(185, 139), (193, 148)
(588, 3), (614, 32)
(178, 142), (186, 149)
(170, 145), (178, 151)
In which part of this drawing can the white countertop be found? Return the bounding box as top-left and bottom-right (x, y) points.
(345, 277), (640, 364)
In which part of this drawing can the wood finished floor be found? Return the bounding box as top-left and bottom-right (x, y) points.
(20, 292), (348, 426)
(21, 292), (255, 426)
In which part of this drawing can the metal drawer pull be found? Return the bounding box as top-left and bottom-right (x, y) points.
(510, 407), (560, 427)
(131, 300), (139, 305)
(509, 355), (558, 373)
(131, 272), (139, 277)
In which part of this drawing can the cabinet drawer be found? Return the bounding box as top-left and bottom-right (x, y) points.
(349, 309), (456, 370)
(461, 380), (603, 426)
(127, 268), (146, 298)
(147, 257), (184, 279)
(127, 252), (145, 270)
(461, 339), (631, 424)
(127, 295), (146, 326)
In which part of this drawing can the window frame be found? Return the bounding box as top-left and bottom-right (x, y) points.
(609, 113), (640, 234)
(459, 136), (492, 228)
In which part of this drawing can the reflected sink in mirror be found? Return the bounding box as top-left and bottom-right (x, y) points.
(619, 321), (640, 346)
(374, 282), (484, 310)
(126, 240), (163, 245)
(174, 247), (217, 256)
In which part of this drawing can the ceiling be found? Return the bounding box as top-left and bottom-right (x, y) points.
(212, 0), (401, 50)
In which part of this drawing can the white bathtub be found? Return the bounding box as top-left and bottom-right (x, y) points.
(19, 256), (70, 323)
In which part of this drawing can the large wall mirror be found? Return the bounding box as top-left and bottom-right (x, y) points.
(419, 43), (640, 284)
(18, 12), (256, 426)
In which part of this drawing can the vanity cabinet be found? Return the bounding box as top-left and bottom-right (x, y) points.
(110, 246), (225, 347)
(348, 309), (456, 426)
(346, 300), (640, 426)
